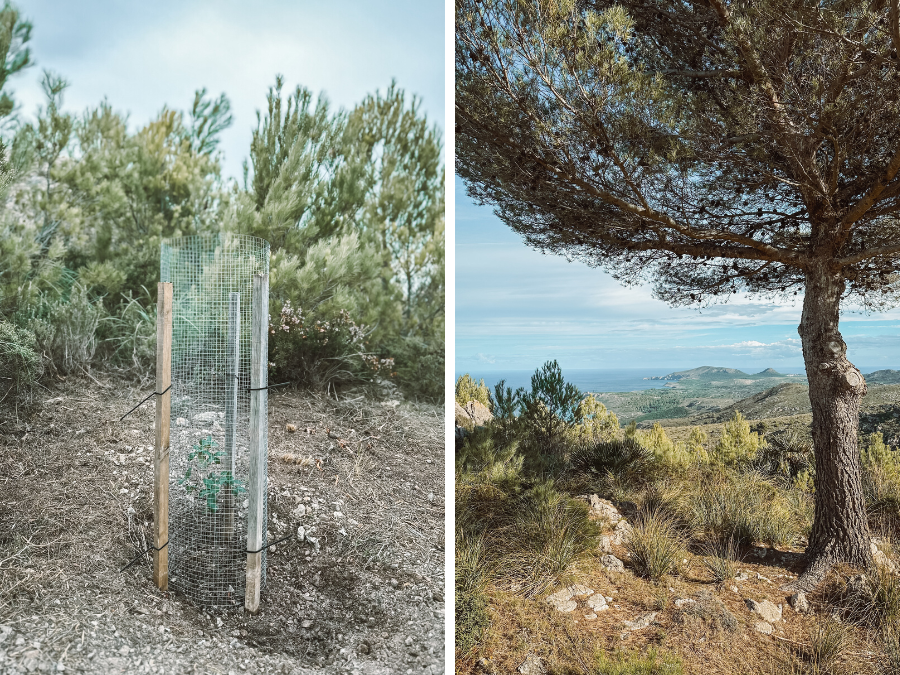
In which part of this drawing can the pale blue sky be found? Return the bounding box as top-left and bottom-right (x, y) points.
(456, 177), (900, 374)
(12, 0), (444, 182)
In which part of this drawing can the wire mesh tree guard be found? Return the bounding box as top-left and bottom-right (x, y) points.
(154, 233), (270, 611)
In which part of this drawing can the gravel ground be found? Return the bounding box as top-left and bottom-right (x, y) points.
(0, 376), (445, 674)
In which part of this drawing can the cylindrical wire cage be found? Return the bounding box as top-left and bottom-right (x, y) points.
(160, 233), (269, 608)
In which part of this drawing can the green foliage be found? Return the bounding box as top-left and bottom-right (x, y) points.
(0, 319), (41, 398)
(381, 335), (443, 403)
(492, 379), (523, 421)
(231, 76), (444, 392)
(712, 412), (766, 465)
(179, 436), (247, 513)
(699, 536), (738, 583)
(568, 437), (653, 484)
(570, 394), (619, 446)
(28, 283), (103, 375)
(860, 432), (900, 514)
(455, 373), (492, 409)
(519, 360), (583, 454)
(625, 507), (686, 581)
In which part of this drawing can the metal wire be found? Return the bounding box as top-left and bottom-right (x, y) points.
(160, 233), (269, 608)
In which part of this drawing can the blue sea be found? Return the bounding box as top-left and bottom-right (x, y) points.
(458, 366), (892, 394)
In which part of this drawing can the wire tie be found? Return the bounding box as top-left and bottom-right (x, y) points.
(119, 385), (173, 421)
(247, 382), (290, 392)
(119, 540), (168, 572)
(247, 532), (293, 554)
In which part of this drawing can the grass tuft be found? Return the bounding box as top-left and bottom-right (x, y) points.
(625, 508), (686, 582)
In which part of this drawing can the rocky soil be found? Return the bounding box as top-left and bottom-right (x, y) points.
(0, 376), (445, 674)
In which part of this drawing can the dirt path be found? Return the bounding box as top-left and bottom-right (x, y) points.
(0, 377), (445, 674)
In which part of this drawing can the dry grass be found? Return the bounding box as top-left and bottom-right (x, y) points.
(0, 375), (445, 672)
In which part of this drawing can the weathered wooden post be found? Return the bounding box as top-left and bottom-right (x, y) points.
(245, 273), (268, 613)
(154, 282), (173, 590)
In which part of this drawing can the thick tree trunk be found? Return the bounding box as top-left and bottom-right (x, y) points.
(788, 261), (872, 591)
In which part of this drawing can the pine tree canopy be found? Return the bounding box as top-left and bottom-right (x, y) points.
(456, 0), (900, 308)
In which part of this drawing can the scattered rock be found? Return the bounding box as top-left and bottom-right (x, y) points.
(546, 588), (578, 613)
(788, 591), (810, 614)
(623, 612), (658, 632)
(517, 654), (546, 675)
(285, 423), (297, 433)
(569, 584), (594, 597)
(300, 620), (313, 629)
(751, 547), (768, 558)
(585, 594), (609, 612)
(600, 554), (625, 573)
(587, 495), (624, 525)
(192, 411), (222, 423)
(753, 620), (774, 635)
(735, 571), (749, 581)
(175, 417), (189, 427)
(673, 598), (696, 608)
(745, 598), (782, 624)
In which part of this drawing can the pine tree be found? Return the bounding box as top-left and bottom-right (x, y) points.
(456, 0), (900, 588)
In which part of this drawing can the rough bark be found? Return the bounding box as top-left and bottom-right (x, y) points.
(787, 261), (873, 591)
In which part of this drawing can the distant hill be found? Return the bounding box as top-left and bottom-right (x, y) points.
(688, 382), (811, 423)
(864, 370), (900, 386)
(644, 366), (747, 381)
(644, 366), (797, 381)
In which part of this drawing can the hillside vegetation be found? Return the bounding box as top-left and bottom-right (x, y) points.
(456, 364), (900, 675)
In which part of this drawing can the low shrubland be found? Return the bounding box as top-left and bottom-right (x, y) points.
(455, 363), (900, 674)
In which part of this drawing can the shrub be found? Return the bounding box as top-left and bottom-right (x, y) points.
(687, 469), (799, 547)
(455, 373), (492, 409)
(456, 429), (524, 496)
(711, 411), (766, 464)
(519, 360), (583, 454)
(634, 423), (695, 467)
(569, 394), (619, 446)
(382, 335), (443, 403)
(98, 292), (156, 377)
(568, 437), (653, 483)
(269, 302), (392, 391)
(0, 320), (42, 401)
(28, 283), (103, 375)
(625, 507), (686, 582)
(842, 567), (900, 629)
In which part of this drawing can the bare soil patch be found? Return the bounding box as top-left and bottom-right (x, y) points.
(0, 375), (445, 674)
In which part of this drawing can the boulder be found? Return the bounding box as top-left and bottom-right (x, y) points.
(600, 554), (626, 573)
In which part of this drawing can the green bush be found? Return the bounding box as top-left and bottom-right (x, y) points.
(270, 302), (391, 390)
(28, 283), (104, 375)
(0, 320), (42, 399)
(455, 373), (492, 409)
(568, 437), (653, 483)
(98, 291), (156, 376)
(569, 394), (619, 447)
(384, 335), (443, 402)
(711, 411), (766, 465)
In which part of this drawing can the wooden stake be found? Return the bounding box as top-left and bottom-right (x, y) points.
(223, 292), (240, 538)
(154, 282), (173, 591)
(245, 274), (268, 613)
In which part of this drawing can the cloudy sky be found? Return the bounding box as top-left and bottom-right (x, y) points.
(456, 177), (900, 375)
(12, 0), (444, 182)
